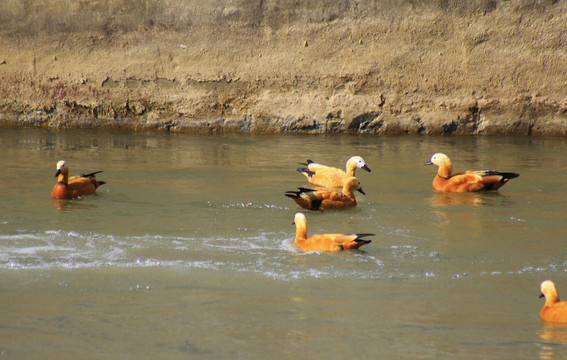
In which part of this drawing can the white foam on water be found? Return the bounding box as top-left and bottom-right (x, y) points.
(1, 229), (566, 282)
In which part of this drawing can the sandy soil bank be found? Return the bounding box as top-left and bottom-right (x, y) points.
(1, 0), (566, 135)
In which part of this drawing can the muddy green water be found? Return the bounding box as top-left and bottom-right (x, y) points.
(1, 128), (567, 359)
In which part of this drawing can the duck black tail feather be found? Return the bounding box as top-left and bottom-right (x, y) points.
(285, 191), (300, 199)
(285, 188), (314, 197)
(297, 167), (316, 177)
(81, 171), (103, 178)
(501, 172), (520, 180)
(482, 170), (520, 180)
(298, 159), (315, 166)
(355, 233), (375, 240)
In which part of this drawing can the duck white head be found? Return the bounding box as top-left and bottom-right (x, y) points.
(540, 280), (560, 303)
(55, 160), (68, 177)
(425, 153), (453, 178)
(425, 153), (450, 166)
(347, 156), (371, 172)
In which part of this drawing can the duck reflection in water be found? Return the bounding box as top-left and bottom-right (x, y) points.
(538, 323), (567, 360)
(430, 192), (487, 207)
(51, 199), (101, 211)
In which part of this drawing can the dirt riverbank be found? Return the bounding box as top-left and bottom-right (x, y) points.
(1, 0), (566, 135)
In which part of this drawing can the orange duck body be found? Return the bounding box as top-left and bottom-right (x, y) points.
(51, 160), (105, 199)
(285, 177), (364, 211)
(292, 212), (373, 252)
(297, 156), (371, 188)
(540, 280), (567, 323)
(425, 153), (519, 193)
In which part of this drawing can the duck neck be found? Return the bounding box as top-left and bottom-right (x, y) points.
(546, 293), (560, 306)
(342, 184), (356, 199)
(438, 162), (452, 179)
(295, 221), (307, 241)
(57, 172), (69, 185)
(346, 162), (356, 177)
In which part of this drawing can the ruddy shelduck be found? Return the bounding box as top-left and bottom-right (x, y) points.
(51, 160), (105, 199)
(297, 156), (371, 188)
(285, 177), (364, 211)
(292, 212), (373, 252)
(424, 153), (519, 192)
(540, 280), (567, 323)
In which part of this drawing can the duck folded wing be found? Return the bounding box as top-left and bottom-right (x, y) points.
(336, 233), (374, 249)
(474, 170), (520, 183)
(318, 195), (356, 210)
(470, 170), (520, 190)
(440, 171), (511, 192)
(301, 233), (373, 252)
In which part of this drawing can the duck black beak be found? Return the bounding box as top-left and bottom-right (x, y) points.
(357, 187), (366, 195)
(362, 164), (371, 172)
(54, 169), (62, 177)
(424, 161), (433, 166)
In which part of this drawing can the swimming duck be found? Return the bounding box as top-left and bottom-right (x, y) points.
(297, 156), (371, 188)
(540, 280), (567, 323)
(424, 153), (519, 192)
(292, 212), (373, 252)
(51, 160), (105, 199)
(285, 177), (364, 211)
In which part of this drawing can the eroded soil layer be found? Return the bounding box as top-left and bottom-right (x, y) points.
(1, 0), (566, 135)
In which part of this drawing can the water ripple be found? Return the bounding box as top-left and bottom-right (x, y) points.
(1, 230), (566, 282)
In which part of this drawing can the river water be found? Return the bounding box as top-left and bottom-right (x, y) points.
(1, 128), (566, 359)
